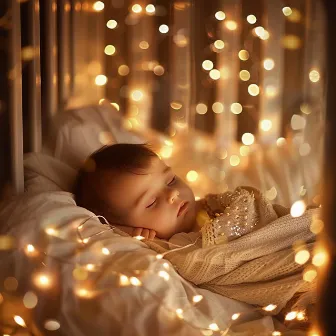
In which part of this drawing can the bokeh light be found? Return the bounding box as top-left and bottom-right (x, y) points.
(196, 103), (208, 114)
(215, 11), (226, 21)
(95, 75), (108, 86)
(118, 65), (130, 76)
(104, 45), (116, 55)
(290, 200), (306, 217)
(106, 20), (117, 29)
(93, 1), (104, 11)
(186, 170), (199, 182)
(248, 84), (260, 96)
(309, 70), (320, 83)
(247, 14), (257, 24)
(282, 6), (292, 16)
(202, 60), (213, 71)
(209, 69), (220, 80)
(263, 58), (275, 70)
(230, 102), (243, 114)
(132, 4), (142, 13)
(239, 70), (250, 81)
(260, 119), (272, 131)
(242, 133), (255, 145)
(225, 20), (237, 30)
(238, 50), (249, 61)
(212, 102), (224, 114)
(159, 24), (169, 33)
(214, 40), (225, 49)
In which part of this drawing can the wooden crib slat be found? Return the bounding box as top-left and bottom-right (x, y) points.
(9, 0), (24, 194)
(27, 0), (42, 153)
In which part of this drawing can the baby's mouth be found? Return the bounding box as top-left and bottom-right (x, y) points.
(177, 201), (189, 217)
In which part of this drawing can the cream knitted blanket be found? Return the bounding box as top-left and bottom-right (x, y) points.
(145, 187), (317, 313)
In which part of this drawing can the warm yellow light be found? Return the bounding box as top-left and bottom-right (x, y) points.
(158, 270), (170, 281)
(196, 103), (208, 114)
(313, 251), (328, 267)
(309, 70), (320, 83)
(282, 6), (292, 16)
(299, 143), (311, 156)
(209, 69), (220, 80)
(131, 90), (144, 101)
(14, 315), (26, 327)
(232, 313), (240, 320)
(102, 247), (110, 255)
(130, 276), (142, 286)
(119, 274), (130, 286)
(260, 30), (270, 40)
(310, 219), (324, 234)
(192, 295), (203, 303)
(303, 268), (317, 282)
(247, 14), (257, 24)
(272, 332), (282, 336)
(45, 227), (57, 236)
(295, 250), (310, 265)
(170, 101), (182, 110)
(263, 58), (275, 70)
(242, 133), (255, 145)
(106, 19), (117, 29)
(145, 4), (155, 13)
(93, 1), (104, 11)
(276, 137), (286, 147)
(76, 288), (92, 298)
(132, 4), (142, 13)
(104, 45), (116, 55)
(225, 20), (237, 30)
(23, 291), (38, 309)
(153, 65), (165, 76)
(34, 273), (51, 289)
(95, 75), (107, 86)
(215, 11), (225, 21)
(240, 145), (250, 156)
(26, 244), (35, 253)
(160, 146), (173, 159)
(86, 264), (95, 271)
(202, 60), (213, 71)
(263, 304), (277, 311)
(134, 235), (145, 240)
(44, 320), (61, 331)
(254, 26), (264, 37)
(239, 70), (250, 81)
(186, 170), (198, 182)
(214, 40), (225, 49)
(156, 254), (163, 259)
(111, 102), (120, 111)
(260, 119), (272, 131)
(230, 102), (243, 114)
(209, 323), (219, 331)
(265, 85), (277, 97)
(176, 308), (184, 318)
(287, 9), (301, 23)
(248, 84), (259, 96)
(212, 102), (224, 114)
(285, 311), (297, 321)
(300, 103), (312, 115)
(230, 155), (240, 166)
(290, 200), (306, 217)
(139, 41), (149, 49)
(282, 35), (301, 50)
(238, 50), (249, 61)
(163, 262), (169, 269)
(291, 114), (306, 130)
(159, 24), (169, 33)
(118, 65), (129, 76)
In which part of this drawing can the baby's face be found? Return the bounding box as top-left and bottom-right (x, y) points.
(103, 157), (196, 239)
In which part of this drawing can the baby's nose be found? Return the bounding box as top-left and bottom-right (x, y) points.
(168, 189), (179, 204)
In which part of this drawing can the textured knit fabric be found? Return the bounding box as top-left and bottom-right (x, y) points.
(145, 187), (317, 313)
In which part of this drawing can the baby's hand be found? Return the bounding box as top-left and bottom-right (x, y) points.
(113, 225), (156, 240)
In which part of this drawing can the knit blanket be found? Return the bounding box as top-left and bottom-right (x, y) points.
(144, 187), (317, 313)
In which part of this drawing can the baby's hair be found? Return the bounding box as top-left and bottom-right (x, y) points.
(74, 143), (158, 221)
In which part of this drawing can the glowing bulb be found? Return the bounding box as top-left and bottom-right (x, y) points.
(131, 90), (144, 101)
(260, 119), (272, 131)
(263, 304), (277, 311)
(285, 311), (297, 321)
(276, 137), (286, 147)
(230, 102), (243, 114)
(202, 60), (213, 71)
(14, 315), (26, 327)
(297, 311), (305, 320)
(186, 170), (198, 182)
(295, 250), (310, 265)
(132, 4), (142, 13)
(145, 4), (155, 13)
(247, 15), (257, 24)
(239, 70), (250, 81)
(290, 200), (306, 217)
(118, 65), (129, 76)
(248, 84), (259, 96)
(225, 20), (237, 30)
(158, 270), (170, 281)
(238, 50), (249, 61)
(106, 20), (117, 29)
(93, 1), (104, 11)
(209, 323), (219, 331)
(134, 235), (145, 240)
(86, 264), (95, 271)
(209, 69), (220, 80)
(104, 45), (116, 55)
(160, 146), (173, 158)
(120, 275), (130, 286)
(303, 268), (317, 282)
(309, 70), (320, 83)
(102, 247), (110, 255)
(230, 155), (240, 166)
(156, 254), (163, 259)
(312, 251), (327, 267)
(95, 75), (107, 86)
(34, 273), (51, 289)
(310, 219), (324, 234)
(130, 276), (141, 286)
(214, 40), (225, 49)
(163, 262), (169, 269)
(282, 7), (292, 16)
(232, 313), (240, 320)
(215, 11), (225, 21)
(242, 133), (255, 145)
(192, 295), (203, 303)
(76, 288), (91, 297)
(45, 228), (57, 236)
(272, 332), (282, 336)
(26, 244), (35, 253)
(176, 308), (183, 318)
(196, 103), (208, 115)
(159, 24), (169, 33)
(263, 58), (275, 70)
(212, 102), (224, 113)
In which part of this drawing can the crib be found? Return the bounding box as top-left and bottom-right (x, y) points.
(0, 0), (335, 335)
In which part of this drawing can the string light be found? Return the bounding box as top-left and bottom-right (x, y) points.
(202, 60), (213, 71)
(102, 247), (110, 255)
(240, 145), (250, 156)
(242, 133), (255, 145)
(282, 35), (301, 50)
(238, 50), (249, 61)
(111, 102), (120, 111)
(192, 295), (203, 303)
(295, 250), (310, 265)
(95, 75), (108, 86)
(25, 244), (35, 254)
(186, 170), (198, 182)
(230, 155), (240, 166)
(153, 65), (165, 76)
(93, 1), (104, 11)
(156, 254), (163, 260)
(265, 187), (277, 200)
(131, 90), (144, 101)
(145, 4), (155, 13)
(160, 146), (173, 158)
(212, 102), (224, 114)
(196, 103), (208, 115)
(33, 273), (51, 289)
(287, 9), (301, 23)
(119, 275), (130, 286)
(290, 200), (306, 217)
(263, 304), (277, 311)
(104, 45), (116, 55)
(263, 58), (275, 70)
(248, 84), (260, 96)
(209, 69), (220, 80)
(214, 40), (225, 50)
(247, 15), (257, 24)
(230, 103), (243, 114)
(130, 276), (142, 286)
(312, 250), (328, 267)
(282, 7), (292, 16)
(285, 311), (297, 321)
(291, 114), (306, 130)
(14, 315), (26, 327)
(309, 70), (320, 83)
(23, 291), (38, 309)
(45, 227), (57, 236)
(170, 101), (182, 110)
(310, 218), (324, 234)
(299, 143), (311, 156)
(276, 137), (286, 147)
(106, 20), (117, 29)
(44, 320), (61, 331)
(232, 313), (240, 320)
(132, 4), (142, 13)
(176, 308), (184, 319)
(272, 332), (282, 336)
(158, 270), (170, 281)
(118, 65), (130, 76)
(159, 24), (169, 33)
(215, 11), (225, 21)
(239, 70), (250, 81)
(139, 41), (149, 49)
(303, 267), (317, 282)
(209, 323), (219, 331)
(260, 119), (272, 131)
